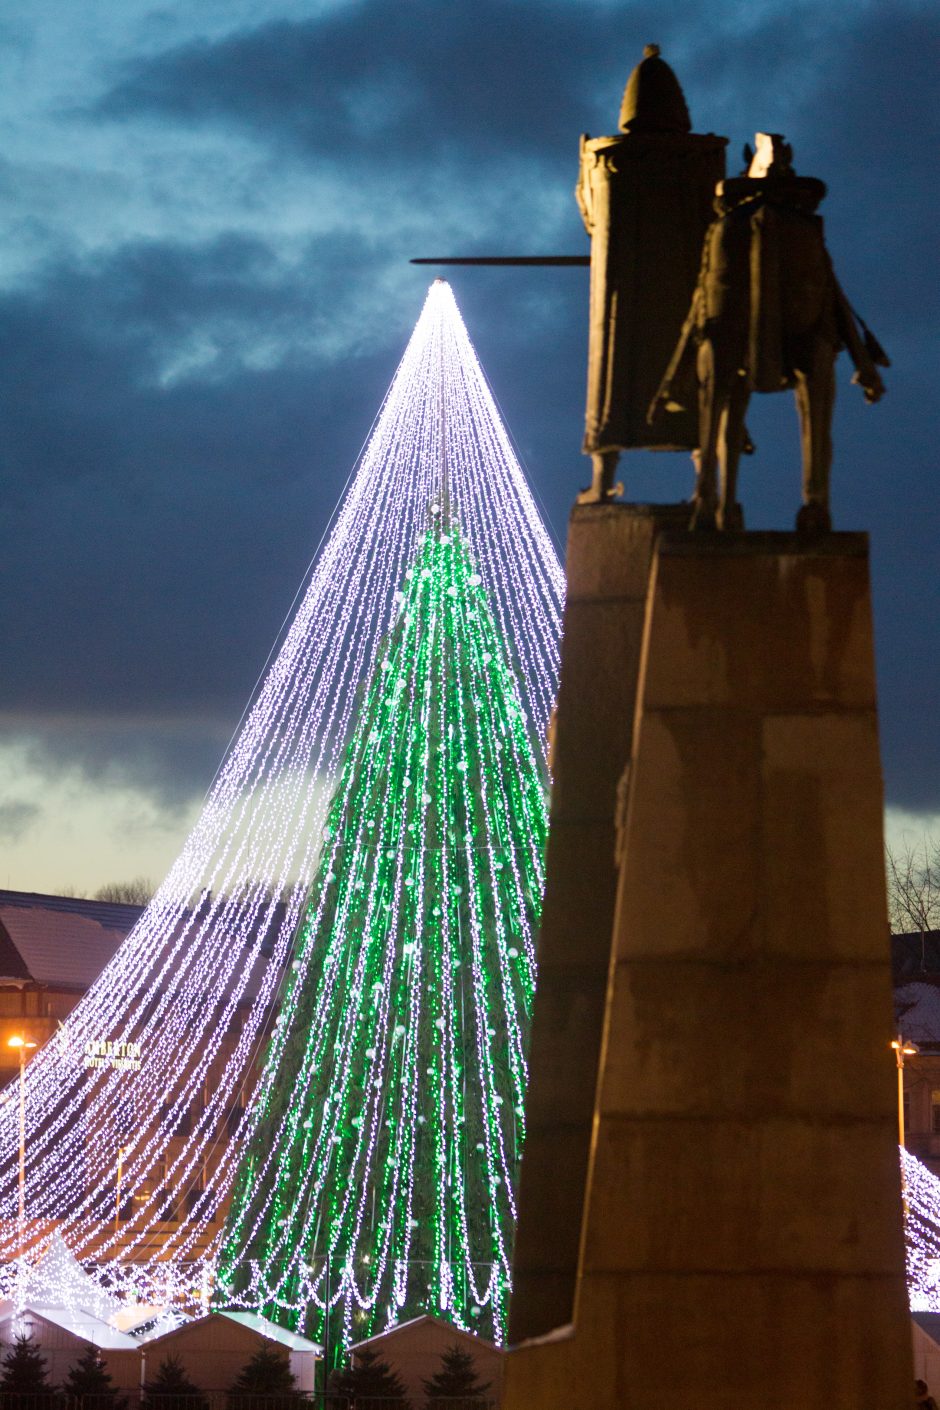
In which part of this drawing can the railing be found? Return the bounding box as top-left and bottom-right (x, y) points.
(0, 1395), (498, 1410)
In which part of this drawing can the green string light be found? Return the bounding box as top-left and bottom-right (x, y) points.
(217, 516), (548, 1356)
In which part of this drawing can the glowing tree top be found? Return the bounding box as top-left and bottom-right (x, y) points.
(218, 511), (548, 1350)
(0, 282), (564, 1307)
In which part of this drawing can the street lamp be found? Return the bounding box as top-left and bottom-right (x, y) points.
(7, 1036), (37, 1257)
(891, 1033), (920, 1148)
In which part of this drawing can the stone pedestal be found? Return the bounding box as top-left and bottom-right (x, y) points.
(505, 529), (912, 1409)
(510, 502), (689, 1342)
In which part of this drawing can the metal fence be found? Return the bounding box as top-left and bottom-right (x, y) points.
(0, 1397), (498, 1410)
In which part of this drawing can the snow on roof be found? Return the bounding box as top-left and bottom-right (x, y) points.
(895, 982), (940, 1047)
(218, 1310), (322, 1353)
(0, 890), (283, 1001)
(24, 1305), (140, 1350)
(0, 893), (139, 990)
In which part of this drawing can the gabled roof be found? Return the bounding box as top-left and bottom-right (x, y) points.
(0, 889), (289, 1000)
(219, 1310), (322, 1353)
(21, 1304), (139, 1351)
(141, 1310), (321, 1355)
(912, 1311), (940, 1346)
(895, 982), (940, 1051)
(0, 890), (143, 991)
(349, 1313), (501, 1354)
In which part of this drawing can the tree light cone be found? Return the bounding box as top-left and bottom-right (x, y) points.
(0, 283), (562, 1315)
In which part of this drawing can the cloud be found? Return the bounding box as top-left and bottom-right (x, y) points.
(1, 0), (938, 893)
(93, 2), (621, 163)
(0, 215), (590, 729)
(886, 808), (940, 858)
(0, 735), (201, 895)
(82, 1), (940, 341)
(3, 719), (225, 811)
(0, 232), (406, 725)
(0, 801), (40, 843)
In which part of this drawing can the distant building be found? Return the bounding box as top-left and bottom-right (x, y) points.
(0, 1300), (320, 1401)
(0, 889), (147, 1067)
(893, 931), (940, 1177)
(0, 1302), (142, 1391)
(138, 1309), (321, 1395)
(0, 888), (282, 1253)
(5, 890), (931, 1372)
(913, 1313), (940, 1397)
(349, 1314), (502, 1407)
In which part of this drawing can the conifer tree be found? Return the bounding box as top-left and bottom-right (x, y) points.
(421, 1343), (490, 1407)
(63, 1346), (128, 1410)
(219, 519), (548, 1354)
(0, 1334), (58, 1409)
(227, 1344), (299, 1410)
(328, 1349), (408, 1410)
(141, 1355), (208, 1410)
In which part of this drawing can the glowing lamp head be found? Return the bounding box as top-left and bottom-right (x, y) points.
(7, 1036), (36, 1052)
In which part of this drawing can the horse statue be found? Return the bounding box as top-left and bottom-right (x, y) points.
(650, 133), (889, 531)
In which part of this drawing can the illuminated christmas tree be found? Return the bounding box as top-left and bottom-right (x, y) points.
(217, 505), (548, 1354)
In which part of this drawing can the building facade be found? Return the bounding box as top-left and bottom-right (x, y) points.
(0, 889), (278, 1257)
(894, 932), (940, 1176)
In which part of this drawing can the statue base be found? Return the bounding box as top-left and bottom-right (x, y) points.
(505, 526), (912, 1408)
(509, 503), (690, 1341)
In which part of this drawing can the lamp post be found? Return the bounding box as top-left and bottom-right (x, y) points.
(114, 1146), (126, 1235)
(891, 1033), (919, 1148)
(7, 1036), (37, 1258)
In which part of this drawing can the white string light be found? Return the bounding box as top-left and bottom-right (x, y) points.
(902, 1149), (940, 1310)
(0, 282), (564, 1318)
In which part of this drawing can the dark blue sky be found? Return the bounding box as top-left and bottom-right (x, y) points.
(1, 0), (938, 890)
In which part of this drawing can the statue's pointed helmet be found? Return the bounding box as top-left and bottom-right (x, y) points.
(619, 44), (692, 134)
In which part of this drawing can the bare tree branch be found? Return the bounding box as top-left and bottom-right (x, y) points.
(886, 837), (940, 934)
(92, 877), (154, 905)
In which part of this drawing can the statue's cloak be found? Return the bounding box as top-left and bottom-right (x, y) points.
(651, 180), (885, 424)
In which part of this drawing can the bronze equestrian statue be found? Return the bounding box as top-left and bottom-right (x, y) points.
(650, 133), (889, 531)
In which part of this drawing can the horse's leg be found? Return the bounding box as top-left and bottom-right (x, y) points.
(794, 339), (836, 533)
(717, 372), (750, 531)
(692, 339), (721, 528)
(577, 449), (621, 504)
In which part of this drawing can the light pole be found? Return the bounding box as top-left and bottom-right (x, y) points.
(891, 1032), (919, 1148)
(114, 1146), (126, 1235)
(7, 1035), (37, 1258)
